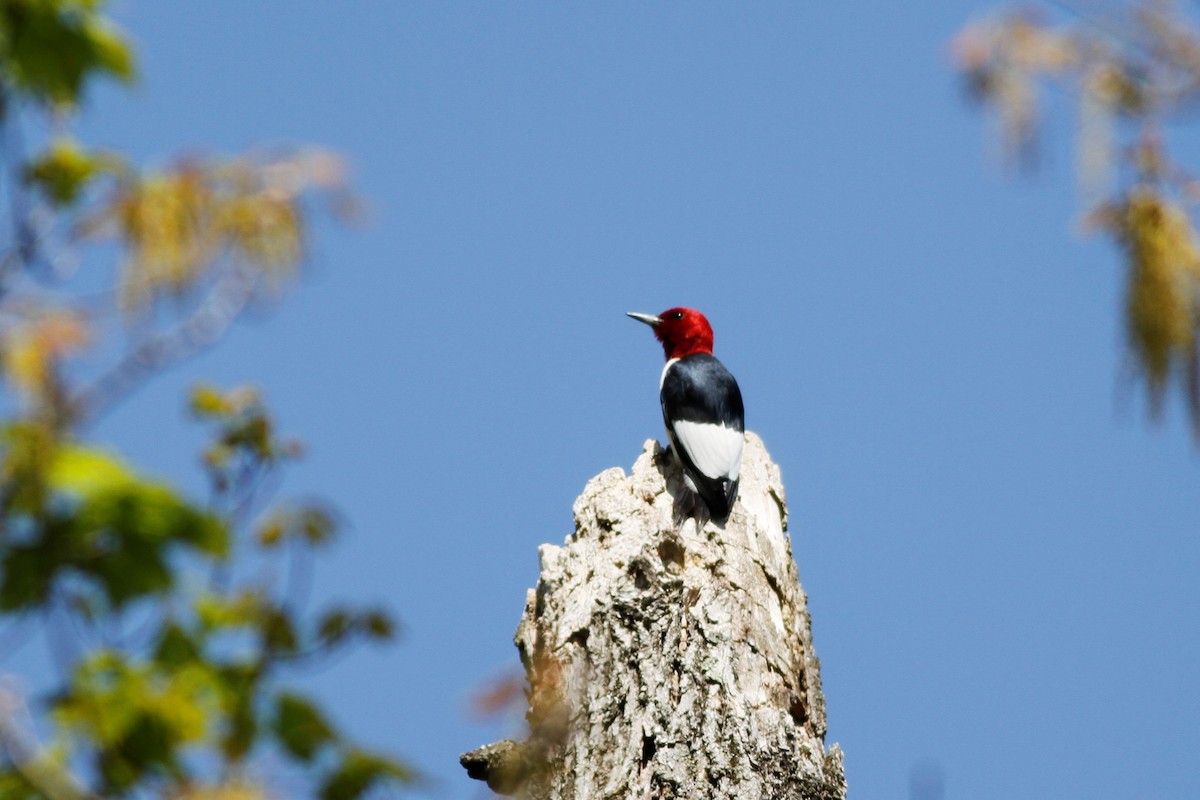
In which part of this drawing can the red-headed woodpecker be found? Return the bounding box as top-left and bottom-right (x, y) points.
(628, 307), (745, 523)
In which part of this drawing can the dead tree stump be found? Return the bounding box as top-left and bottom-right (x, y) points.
(462, 433), (846, 799)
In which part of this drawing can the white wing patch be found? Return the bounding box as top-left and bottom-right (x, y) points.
(671, 420), (743, 481)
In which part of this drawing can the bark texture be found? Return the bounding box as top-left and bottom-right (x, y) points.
(462, 433), (845, 799)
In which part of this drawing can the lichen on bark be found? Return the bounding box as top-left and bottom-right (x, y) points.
(462, 433), (846, 799)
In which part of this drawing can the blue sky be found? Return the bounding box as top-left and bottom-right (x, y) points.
(56, 2), (1200, 798)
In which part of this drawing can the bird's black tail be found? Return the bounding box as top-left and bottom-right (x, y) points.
(698, 477), (738, 523)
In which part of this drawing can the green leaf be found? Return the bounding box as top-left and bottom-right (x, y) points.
(197, 590), (266, 631)
(319, 749), (413, 800)
(273, 693), (336, 762)
(84, 15), (134, 82)
(222, 683), (258, 763)
(256, 504), (338, 549)
(55, 651), (220, 792)
(262, 606), (299, 656)
(316, 609), (353, 648)
(98, 713), (177, 793)
(152, 622), (201, 667)
(77, 480), (228, 550)
(256, 514), (285, 547)
(30, 444), (227, 606)
(53, 650), (139, 747)
(299, 505), (336, 545)
(0, 421), (57, 514)
(2, 445), (229, 609)
(47, 445), (136, 498)
(80, 492), (218, 605)
(1, 2), (135, 105)
(24, 137), (98, 204)
(0, 539), (55, 610)
(362, 609), (395, 641)
(0, 766), (46, 800)
(189, 383), (234, 418)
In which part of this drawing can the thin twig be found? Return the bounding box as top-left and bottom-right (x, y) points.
(70, 264), (258, 426)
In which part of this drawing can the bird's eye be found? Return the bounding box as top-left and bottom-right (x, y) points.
(670, 311), (684, 320)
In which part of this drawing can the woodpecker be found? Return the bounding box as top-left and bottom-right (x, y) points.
(627, 307), (745, 523)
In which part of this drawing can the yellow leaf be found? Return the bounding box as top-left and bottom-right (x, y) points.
(117, 170), (220, 314)
(190, 384), (234, 417)
(0, 311), (89, 403)
(2, 328), (49, 401)
(1117, 189), (1200, 400)
(25, 137), (98, 204)
(173, 782), (268, 800)
(46, 445), (136, 497)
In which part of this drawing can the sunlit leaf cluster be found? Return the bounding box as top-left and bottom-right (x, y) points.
(0, 142), (353, 434)
(1097, 184), (1200, 412)
(956, 1), (1200, 437)
(0, 2), (409, 798)
(0, 387), (409, 799)
(954, 11), (1074, 162)
(0, 310), (87, 413)
(92, 151), (348, 315)
(0, 441), (226, 612)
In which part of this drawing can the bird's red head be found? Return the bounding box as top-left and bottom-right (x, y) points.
(627, 307), (715, 361)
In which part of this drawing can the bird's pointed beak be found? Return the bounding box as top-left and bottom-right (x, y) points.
(627, 312), (662, 328)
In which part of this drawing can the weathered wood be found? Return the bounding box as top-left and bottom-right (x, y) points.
(463, 434), (846, 799)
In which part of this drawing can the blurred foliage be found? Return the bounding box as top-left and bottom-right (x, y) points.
(0, 0), (135, 107)
(0, 1), (410, 798)
(955, 0), (1200, 437)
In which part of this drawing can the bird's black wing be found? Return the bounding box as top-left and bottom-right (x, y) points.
(660, 353), (745, 520)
